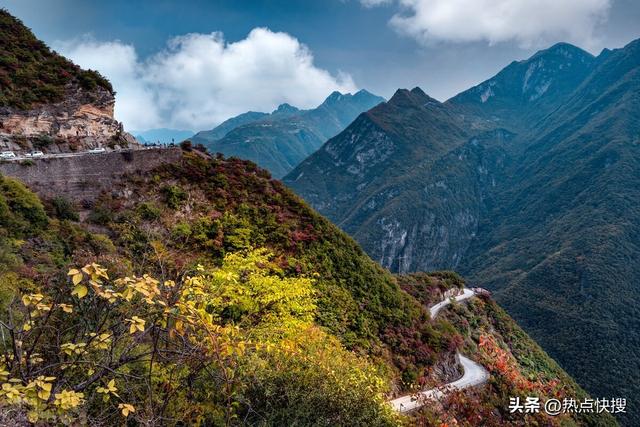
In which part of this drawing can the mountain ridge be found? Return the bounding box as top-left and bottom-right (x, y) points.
(285, 37), (640, 424)
(192, 89), (385, 177)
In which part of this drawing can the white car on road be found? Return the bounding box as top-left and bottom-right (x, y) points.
(88, 147), (106, 154)
(0, 151), (16, 159)
(25, 151), (44, 158)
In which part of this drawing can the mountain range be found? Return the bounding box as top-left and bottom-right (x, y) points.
(191, 90), (385, 178)
(0, 9), (618, 425)
(285, 40), (640, 424)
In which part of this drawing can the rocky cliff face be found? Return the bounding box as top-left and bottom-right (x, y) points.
(0, 10), (136, 154)
(0, 86), (136, 153)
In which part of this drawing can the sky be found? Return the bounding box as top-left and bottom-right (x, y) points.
(1, 0), (639, 132)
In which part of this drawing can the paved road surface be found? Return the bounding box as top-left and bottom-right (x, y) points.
(389, 288), (489, 413)
(0, 145), (167, 162)
(429, 288), (476, 319)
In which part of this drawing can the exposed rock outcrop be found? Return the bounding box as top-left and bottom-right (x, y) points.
(0, 86), (137, 153)
(0, 9), (138, 154)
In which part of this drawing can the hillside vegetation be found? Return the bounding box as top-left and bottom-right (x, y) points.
(0, 9), (112, 110)
(0, 152), (616, 425)
(285, 39), (640, 425)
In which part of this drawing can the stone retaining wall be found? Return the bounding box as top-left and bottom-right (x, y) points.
(0, 148), (182, 202)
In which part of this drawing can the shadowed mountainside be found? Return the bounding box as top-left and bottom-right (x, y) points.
(285, 39), (640, 425)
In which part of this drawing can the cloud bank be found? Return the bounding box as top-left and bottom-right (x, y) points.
(364, 0), (611, 49)
(55, 29), (356, 131)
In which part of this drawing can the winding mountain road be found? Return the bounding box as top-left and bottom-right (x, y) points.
(429, 288), (475, 318)
(389, 288), (489, 413)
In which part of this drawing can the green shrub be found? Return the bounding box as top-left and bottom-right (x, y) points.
(0, 175), (48, 236)
(170, 221), (192, 244)
(51, 196), (79, 221)
(161, 184), (187, 209)
(87, 233), (116, 254)
(87, 206), (113, 225)
(136, 202), (161, 221)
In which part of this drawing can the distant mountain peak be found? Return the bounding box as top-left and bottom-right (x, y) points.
(325, 90), (344, 101)
(532, 42), (594, 61)
(450, 40), (597, 115)
(355, 89), (373, 96)
(387, 88), (410, 104)
(410, 87), (426, 96)
(323, 89), (385, 108)
(274, 103), (300, 114)
(388, 87), (438, 108)
(624, 37), (640, 51)
(193, 88), (384, 178)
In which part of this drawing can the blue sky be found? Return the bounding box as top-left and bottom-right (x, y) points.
(2, 0), (639, 131)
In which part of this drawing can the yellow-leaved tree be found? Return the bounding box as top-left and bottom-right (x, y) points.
(0, 249), (397, 426)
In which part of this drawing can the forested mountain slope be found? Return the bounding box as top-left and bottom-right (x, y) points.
(192, 90), (384, 178)
(285, 39), (640, 424)
(0, 150), (614, 425)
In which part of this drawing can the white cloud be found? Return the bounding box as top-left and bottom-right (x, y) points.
(364, 0), (611, 49)
(55, 29), (356, 131)
(54, 38), (161, 131)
